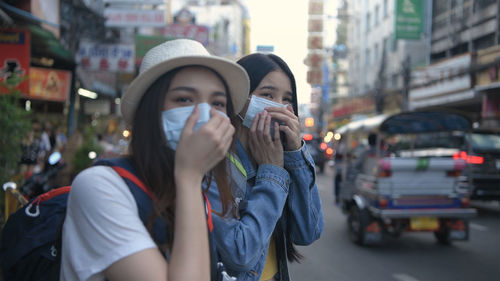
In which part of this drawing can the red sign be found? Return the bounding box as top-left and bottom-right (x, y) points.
(161, 24), (209, 46)
(29, 67), (72, 102)
(308, 19), (323, 32)
(305, 53), (323, 68)
(332, 98), (375, 118)
(307, 69), (323, 85)
(309, 1), (323, 15)
(0, 29), (30, 95)
(308, 36), (323, 50)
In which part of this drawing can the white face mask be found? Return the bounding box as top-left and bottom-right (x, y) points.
(242, 96), (287, 128)
(162, 103), (228, 150)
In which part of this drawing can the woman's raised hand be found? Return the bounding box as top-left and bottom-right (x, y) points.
(265, 105), (301, 151)
(248, 110), (284, 167)
(175, 105), (234, 180)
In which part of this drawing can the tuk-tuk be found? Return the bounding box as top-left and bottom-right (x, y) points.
(336, 111), (477, 246)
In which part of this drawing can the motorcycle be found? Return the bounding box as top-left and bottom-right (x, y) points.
(19, 151), (66, 200)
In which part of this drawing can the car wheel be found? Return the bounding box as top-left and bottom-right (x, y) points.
(434, 228), (451, 245)
(348, 205), (371, 245)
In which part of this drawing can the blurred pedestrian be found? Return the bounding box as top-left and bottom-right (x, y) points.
(60, 39), (249, 281)
(206, 53), (324, 281)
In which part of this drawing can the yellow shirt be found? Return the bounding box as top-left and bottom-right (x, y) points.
(260, 235), (278, 281)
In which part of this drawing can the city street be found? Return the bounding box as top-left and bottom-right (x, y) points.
(289, 166), (500, 281)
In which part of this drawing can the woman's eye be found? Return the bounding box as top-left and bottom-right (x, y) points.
(259, 93), (273, 100)
(212, 101), (226, 108)
(283, 98), (294, 104)
(175, 97), (193, 103)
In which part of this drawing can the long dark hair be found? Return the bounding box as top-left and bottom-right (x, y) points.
(236, 53), (298, 117)
(129, 66), (235, 249)
(237, 54), (303, 262)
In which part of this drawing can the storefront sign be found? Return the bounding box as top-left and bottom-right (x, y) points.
(332, 98), (374, 118)
(307, 69), (322, 85)
(29, 67), (71, 102)
(308, 19), (323, 33)
(477, 45), (500, 86)
(305, 53), (323, 68)
(76, 42), (135, 73)
(32, 0), (59, 37)
(308, 0), (323, 15)
(308, 35), (323, 50)
(0, 29), (30, 95)
(411, 54), (472, 107)
(160, 24), (209, 46)
(104, 8), (165, 27)
(395, 0), (423, 40)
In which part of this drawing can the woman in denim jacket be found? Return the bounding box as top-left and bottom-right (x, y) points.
(206, 53), (324, 281)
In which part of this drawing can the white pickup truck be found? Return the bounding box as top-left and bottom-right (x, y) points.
(336, 111), (477, 246)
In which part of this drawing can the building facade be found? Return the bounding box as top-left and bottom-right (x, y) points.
(410, 0), (500, 126)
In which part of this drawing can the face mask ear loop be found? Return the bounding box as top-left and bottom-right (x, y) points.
(237, 113), (244, 122)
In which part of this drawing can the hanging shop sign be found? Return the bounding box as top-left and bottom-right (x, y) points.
(0, 28), (30, 95)
(395, 0), (423, 40)
(308, 19), (323, 33)
(29, 67), (71, 102)
(76, 42), (135, 73)
(104, 8), (165, 27)
(160, 24), (209, 46)
(308, 0), (323, 15)
(307, 69), (322, 85)
(332, 98), (375, 118)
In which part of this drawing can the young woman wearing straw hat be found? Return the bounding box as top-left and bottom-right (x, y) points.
(60, 39), (249, 281)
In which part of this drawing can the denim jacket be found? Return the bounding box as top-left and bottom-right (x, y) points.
(206, 140), (324, 281)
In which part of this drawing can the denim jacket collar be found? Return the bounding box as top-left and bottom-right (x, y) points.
(235, 139), (257, 180)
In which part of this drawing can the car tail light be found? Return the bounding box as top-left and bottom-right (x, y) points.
(379, 170), (392, 177)
(325, 148), (334, 156)
(378, 159), (392, 177)
(303, 134), (313, 141)
(378, 198), (388, 208)
(453, 151), (484, 164)
(460, 197), (470, 207)
(320, 142), (327, 150)
(446, 170), (462, 177)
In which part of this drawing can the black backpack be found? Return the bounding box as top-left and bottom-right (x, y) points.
(0, 157), (222, 281)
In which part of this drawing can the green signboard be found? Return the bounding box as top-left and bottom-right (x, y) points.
(134, 34), (173, 65)
(395, 0), (423, 40)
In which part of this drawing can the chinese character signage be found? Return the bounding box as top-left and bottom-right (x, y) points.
(76, 42), (135, 73)
(29, 67), (71, 102)
(395, 0), (423, 40)
(161, 24), (209, 46)
(104, 9), (165, 27)
(0, 28), (30, 95)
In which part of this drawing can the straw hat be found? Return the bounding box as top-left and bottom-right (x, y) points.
(121, 39), (249, 125)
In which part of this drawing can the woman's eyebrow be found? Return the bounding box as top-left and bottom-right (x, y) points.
(170, 86), (197, 93)
(259, 85), (278, 91)
(212, 91), (227, 97)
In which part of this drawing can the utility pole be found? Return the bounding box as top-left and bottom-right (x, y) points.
(401, 55), (411, 112)
(375, 49), (386, 114)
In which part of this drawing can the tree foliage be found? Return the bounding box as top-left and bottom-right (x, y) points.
(0, 93), (31, 185)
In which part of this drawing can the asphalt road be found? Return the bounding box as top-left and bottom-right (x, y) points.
(288, 166), (500, 281)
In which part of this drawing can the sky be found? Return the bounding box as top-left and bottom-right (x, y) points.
(244, 0), (338, 108)
(244, 0), (311, 106)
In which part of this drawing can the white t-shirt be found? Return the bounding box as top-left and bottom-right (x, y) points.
(60, 166), (157, 281)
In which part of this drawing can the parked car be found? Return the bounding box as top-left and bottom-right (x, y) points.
(336, 111), (477, 246)
(303, 133), (331, 173)
(460, 129), (500, 200)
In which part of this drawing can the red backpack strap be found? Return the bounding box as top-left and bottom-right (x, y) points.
(203, 193), (214, 232)
(111, 166), (156, 201)
(111, 165), (213, 231)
